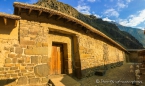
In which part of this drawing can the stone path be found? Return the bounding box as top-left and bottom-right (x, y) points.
(48, 74), (80, 86)
(73, 63), (145, 86)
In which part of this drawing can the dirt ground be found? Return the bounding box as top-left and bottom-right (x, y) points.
(75, 63), (145, 86)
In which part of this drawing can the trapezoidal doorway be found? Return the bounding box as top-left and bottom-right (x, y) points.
(50, 43), (68, 75)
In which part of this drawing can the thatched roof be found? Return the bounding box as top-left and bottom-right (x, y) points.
(0, 12), (21, 19)
(13, 2), (127, 51)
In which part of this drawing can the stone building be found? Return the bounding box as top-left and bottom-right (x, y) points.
(0, 2), (129, 85)
(127, 49), (145, 63)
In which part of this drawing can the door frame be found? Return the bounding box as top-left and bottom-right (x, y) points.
(50, 42), (68, 75)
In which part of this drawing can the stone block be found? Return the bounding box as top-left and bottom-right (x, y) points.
(20, 45), (27, 48)
(7, 70), (15, 73)
(41, 56), (48, 63)
(27, 45), (33, 49)
(36, 42), (42, 47)
(25, 66), (33, 70)
(10, 67), (18, 70)
(29, 31), (39, 35)
(80, 54), (91, 58)
(13, 58), (17, 63)
(17, 77), (28, 85)
(18, 73), (22, 76)
(24, 37), (30, 40)
(4, 63), (15, 67)
(16, 54), (22, 58)
(21, 70), (27, 73)
(25, 56), (31, 63)
(29, 35), (36, 40)
(34, 64), (49, 77)
(8, 54), (16, 58)
(31, 56), (39, 64)
(41, 77), (49, 83)
(21, 63), (27, 66)
(42, 43), (48, 47)
(10, 47), (14, 52)
(20, 40), (35, 45)
(0, 67), (4, 71)
(23, 30), (29, 35)
(27, 76), (35, 78)
(11, 73), (18, 78)
(18, 58), (24, 63)
(4, 46), (10, 51)
(15, 64), (20, 68)
(23, 73), (33, 76)
(20, 65), (25, 70)
(13, 44), (19, 47)
(24, 47), (48, 55)
(6, 74), (11, 78)
(27, 64), (34, 66)
(0, 74), (5, 78)
(15, 48), (23, 54)
(79, 46), (86, 50)
(29, 78), (40, 85)
(15, 70), (20, 73)
(0, 71), (6, 74)
(5, 67), (10, 71)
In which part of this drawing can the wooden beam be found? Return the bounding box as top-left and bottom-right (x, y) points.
(56, 16), (61, 20)
(65, 19), (71, 23)
(38, 10), (42, 16)
(18, 7), (21, 15)
(48, 14), (53, 18)
(85, 29), (90, 34)
(3, 18), (7, 25)
(15, 20), (18, 27)
(72, 22), (77, 25)
(28, 8), (32, 15)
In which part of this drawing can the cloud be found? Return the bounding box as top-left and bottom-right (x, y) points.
(75, 5), (91, 14)
(92, 11), (101, 18)
(126, 0), (132, 3)
(119, 9), (145, 27)
(87, 0), (96, 2)
(104, 8), (119, 17)
(75, 0), (91, 14)
(116, 0), (133, 10)
(28, 0), (38, 4)
(117, 1), (126, 9)
(103, 17), (115, 22)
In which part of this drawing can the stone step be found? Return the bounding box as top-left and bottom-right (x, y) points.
(48, 74), (80, 86)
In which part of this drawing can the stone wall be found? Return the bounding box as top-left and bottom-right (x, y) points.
(0, 20), (50, 85)
(77, 34), (125, 77)
(0, 11), (127, 85)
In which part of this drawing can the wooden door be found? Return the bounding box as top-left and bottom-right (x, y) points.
(51, 44), (63, 75)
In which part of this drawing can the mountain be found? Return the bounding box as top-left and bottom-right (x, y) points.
(116, 24), (145, 48)
(34, 0), (144, 49)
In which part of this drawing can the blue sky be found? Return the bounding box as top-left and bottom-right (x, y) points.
(0, 0), (145, 29)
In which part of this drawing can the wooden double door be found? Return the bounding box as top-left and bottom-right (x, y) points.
(51, 43), (64, 75)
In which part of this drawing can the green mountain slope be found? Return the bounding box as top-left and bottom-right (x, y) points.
(116, 24), (145, 48)
(34, 0), (144, 49)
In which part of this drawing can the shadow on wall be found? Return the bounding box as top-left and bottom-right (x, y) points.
(0, 79), (16, 86)
(0, 18), (16, 35)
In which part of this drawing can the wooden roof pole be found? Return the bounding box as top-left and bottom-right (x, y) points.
(28, 8), (32, 15)
(3, 18), (7, 25)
